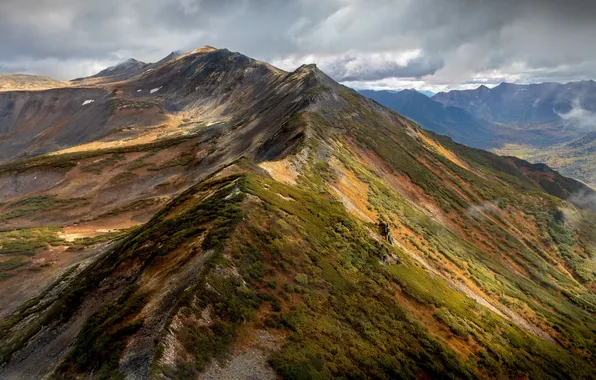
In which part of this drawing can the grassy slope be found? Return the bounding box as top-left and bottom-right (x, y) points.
(329, 89), (596, 350)
(50, 167), (595, 379)
(1, 165), (584, 379)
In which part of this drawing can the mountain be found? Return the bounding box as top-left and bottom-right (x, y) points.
(0, 47), (286, 161)
(73, 51), (184, 84)
(91, 58), (148, 79)
(0, 48), (595, 379)
(0, 74), (67, 92)
(431, 81), (596, 147)
(415, 89), (436, 97)
(433, 81), (596, 126)
(360, 89), (497, 148)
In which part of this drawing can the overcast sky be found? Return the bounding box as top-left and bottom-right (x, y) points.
(1, 0), (596, 91)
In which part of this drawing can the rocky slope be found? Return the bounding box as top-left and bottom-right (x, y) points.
(0, 48), (595, 379)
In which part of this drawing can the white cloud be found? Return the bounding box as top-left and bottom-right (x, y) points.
(272, 50), (443, 82)
(557, 99), (596, 130)
(1, 0), (596, 89)
(568, 189), (596, 209)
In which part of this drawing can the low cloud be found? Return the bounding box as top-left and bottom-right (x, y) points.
(557, 99), (596, 131)
(568, 189), (596, 210)
(272, 50), (444, 82)
(466, 201), (500, 219)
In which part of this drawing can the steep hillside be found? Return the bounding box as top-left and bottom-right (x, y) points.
(0, 49), (595, 379)
(360, 89), (498, 148)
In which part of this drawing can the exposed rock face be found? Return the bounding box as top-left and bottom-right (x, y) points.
(379, 220), (394, 246)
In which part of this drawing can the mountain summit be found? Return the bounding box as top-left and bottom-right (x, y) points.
(0, 47), (595, 379)
(91, 58), (148, 78)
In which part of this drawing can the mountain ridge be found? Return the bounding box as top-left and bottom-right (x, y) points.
(0, 47), (595, 379)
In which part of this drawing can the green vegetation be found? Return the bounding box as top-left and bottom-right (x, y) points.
(107, 98), (159, 112)
(0, 134), (196, 174)
(81, 153), (125, 173)
(498, 134), (596, 188)
(126, 153), (156, 170)
(149, 152), (194, 170)
(106, 171), (138, 186)
(0, 196), (87, 222)
(241, 175), (590, 379)
(331, 137), (596, 354)
(0, 227), (63, 255)
(0, 256), (28, 271)
(66, 230), (130, 251)
(55, 287), (148, 379)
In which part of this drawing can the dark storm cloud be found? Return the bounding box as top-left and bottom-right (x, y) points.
(0, 0), (595, 89)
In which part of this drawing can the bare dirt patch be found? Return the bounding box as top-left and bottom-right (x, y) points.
(200, 329), (284, 380)
(329, 158), (377, 223)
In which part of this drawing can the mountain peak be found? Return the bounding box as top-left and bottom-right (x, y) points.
(91, 58), (147, 78)
(113, 58), (145, 68)
(189, 45), (219, 54)
(294, 63), (322, 77)
(495, 82), (516, 89)
(158, 50), (183, 61)
(297, 63), (317, 70)
(292, 63), (338, 87)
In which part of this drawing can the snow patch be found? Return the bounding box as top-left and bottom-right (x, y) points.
(136, 89), (142, 93)
(82, 99), (95, 106)
(150, 86), (162, 94)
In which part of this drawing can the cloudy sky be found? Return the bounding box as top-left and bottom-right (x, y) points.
(1, 0), (596, 92)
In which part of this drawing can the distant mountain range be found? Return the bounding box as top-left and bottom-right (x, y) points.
(359, 89), (496, 148)
(412, 89), (435, 97)
(361, 83), (596, 186)
(433, 81), (596, 125)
